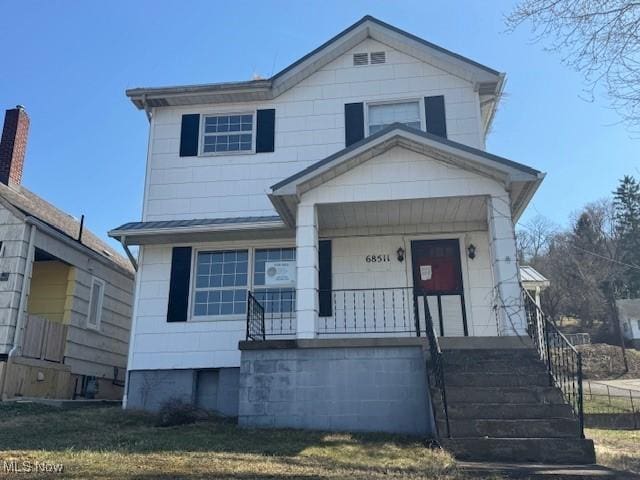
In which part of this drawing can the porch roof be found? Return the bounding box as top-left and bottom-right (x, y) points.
(520, 265), (550, 291)
(108, 216), (291, 246)
(269, 124), (545, 226)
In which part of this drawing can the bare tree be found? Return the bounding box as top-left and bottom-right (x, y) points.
(516, 215), (558, 263)
(506, 1), (640, 127)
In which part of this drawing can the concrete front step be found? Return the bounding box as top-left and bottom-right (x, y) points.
(442, 348), (540, 362)
(446, 386), (565, 404)
(446, 402), (576, 420)
(441, 438), (596, 464)
(445, 372), (550, 387)
(443, 360), (545, 374)
(442, 418), (580, 438)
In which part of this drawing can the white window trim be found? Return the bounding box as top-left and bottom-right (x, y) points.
(199, 111), (257, 157)
(87, 277), (105, 330)
(188, 245), (296, 322)
(364, 97), (425, 137)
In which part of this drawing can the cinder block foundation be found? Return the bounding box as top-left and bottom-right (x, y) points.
(238, 340), (434, 436)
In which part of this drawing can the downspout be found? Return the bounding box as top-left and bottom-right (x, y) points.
(8, 223), (36, 357)
(119, 236), (138, 271)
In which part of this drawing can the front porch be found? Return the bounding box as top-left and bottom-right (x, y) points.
(246, 194), (526, 342)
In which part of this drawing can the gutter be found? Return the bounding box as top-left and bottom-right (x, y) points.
(8, 223), (36, 358)
(108, 220), (288, 239)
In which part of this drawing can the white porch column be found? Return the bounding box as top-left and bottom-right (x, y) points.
(296, 203), (318, 339)
(487, 195), (526, 336)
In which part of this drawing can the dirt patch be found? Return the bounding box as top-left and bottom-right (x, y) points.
(577, 343), (640, 380)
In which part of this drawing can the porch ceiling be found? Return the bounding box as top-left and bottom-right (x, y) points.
(317, 195), (488, 230)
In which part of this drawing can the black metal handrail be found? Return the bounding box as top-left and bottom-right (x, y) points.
(252, 288), (296, 337)
(246, 291), (265, 341)
(317, 287), (426, 335)
(417, 293), (450, 438)
(523, 288), (585, 438)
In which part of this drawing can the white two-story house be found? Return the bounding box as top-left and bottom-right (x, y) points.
(111, 16), (596, 464)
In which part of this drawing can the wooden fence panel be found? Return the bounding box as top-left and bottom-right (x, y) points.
(21, 315), (67, 363)
(22, 315), (46, 359)
(43, 323), (67, 362)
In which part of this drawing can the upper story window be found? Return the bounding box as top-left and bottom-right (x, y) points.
(202, 114), (254, 154)
(368, 101), (421, 135)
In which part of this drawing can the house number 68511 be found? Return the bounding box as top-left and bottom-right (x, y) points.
(365, 254), (390, 263)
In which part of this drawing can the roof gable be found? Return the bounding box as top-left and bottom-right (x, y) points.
(272, 124), (540, 194)
(269, 124), (543, 225)
(126, 15), (503, 110)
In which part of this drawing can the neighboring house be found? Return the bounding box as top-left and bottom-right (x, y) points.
(520, 265), (550, 306)
(0, 106), (135, 400)
(111, 17), (595, 463)
(617, 299), (640, 349)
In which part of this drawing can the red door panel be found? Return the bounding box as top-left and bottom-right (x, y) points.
(411, 240), (463, 294)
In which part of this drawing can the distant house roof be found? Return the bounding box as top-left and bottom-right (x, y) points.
(520, 265), (550, 290)
(0, 182), (133, 273)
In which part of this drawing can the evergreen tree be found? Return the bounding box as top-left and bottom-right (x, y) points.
(613, 175), (640, 298)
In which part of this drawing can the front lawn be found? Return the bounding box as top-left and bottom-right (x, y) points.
(586, 428), (640, 476)
(0, 403), (459, 479)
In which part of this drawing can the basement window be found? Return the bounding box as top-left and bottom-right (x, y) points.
(87, 277), (105, 330)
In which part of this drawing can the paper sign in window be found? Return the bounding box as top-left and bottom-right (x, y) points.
(420, 265), (432, 281)
(265, 261), (296, 286)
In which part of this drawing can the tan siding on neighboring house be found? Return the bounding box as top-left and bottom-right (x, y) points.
(0, 204), (29, 354)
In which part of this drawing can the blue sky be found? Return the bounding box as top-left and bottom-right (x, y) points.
(0, 0), (636, 249)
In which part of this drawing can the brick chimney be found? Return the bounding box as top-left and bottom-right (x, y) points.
(0, 105), (29, 187)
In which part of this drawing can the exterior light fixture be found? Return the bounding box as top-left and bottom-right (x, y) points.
(467, 244), (476, 259)
(396, 247), (405, 262)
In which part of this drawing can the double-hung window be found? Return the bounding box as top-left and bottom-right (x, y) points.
(368, 101), (421, 135)
(202, 113), (254, 154)
(191, 248), (296, 319)
(252, 248), (296, 317)
(193, 250), (249, 317)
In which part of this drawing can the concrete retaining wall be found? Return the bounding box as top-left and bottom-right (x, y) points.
(238, 344), (434, 436)
(126, 367), (239, 416)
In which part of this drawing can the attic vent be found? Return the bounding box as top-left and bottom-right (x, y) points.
(370, 51), (386, 64)
(353, 53), (368, 66)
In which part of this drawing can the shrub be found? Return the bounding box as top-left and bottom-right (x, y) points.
(156, 399), (207, 427)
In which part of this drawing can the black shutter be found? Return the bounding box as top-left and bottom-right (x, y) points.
(167, 246), (192, 322)
(318, 240), (332, 317)
(179, 114), (200, 157)
(256, 109), (276, 153)
(344, 103), (364, 147)
(424, 96), (447, 138)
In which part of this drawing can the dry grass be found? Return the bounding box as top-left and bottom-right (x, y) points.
(0, 403), (462, 480)
(578, 343), (640, 380)
(586, 428), (640, 476)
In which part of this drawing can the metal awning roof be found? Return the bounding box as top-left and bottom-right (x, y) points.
(520, 265), (550, 290)
(108, 216), (291, 246)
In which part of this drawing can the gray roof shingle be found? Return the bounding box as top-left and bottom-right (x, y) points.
(0, 183), (133, 273)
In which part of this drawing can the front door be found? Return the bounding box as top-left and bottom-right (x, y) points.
(411, 239), (468, 336)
